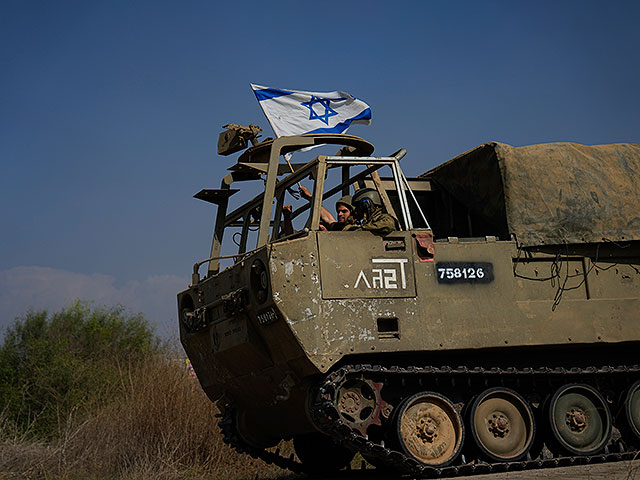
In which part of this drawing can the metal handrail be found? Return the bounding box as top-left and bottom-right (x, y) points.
(192, 251), (256, 285)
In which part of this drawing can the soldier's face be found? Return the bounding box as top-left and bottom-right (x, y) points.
(336, 205), (351, 223)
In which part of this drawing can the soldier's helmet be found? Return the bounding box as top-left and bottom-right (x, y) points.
(335, 195), (354, 212)
(352, 188), (382, 208)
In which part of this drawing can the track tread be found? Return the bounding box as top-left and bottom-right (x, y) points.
(219, 363), (640, 478)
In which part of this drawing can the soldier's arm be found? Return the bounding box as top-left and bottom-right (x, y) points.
(281, 205), (294, 236)
(299, 185), (337, 225)
(361, 214), (398, 236)
(342, 223), (361, 231)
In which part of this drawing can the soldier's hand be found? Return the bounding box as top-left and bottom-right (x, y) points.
(283, 204), (292, 216)
(299, 186), (312, 200)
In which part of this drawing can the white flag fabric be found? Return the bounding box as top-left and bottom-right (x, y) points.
(251, 83), (371, 137)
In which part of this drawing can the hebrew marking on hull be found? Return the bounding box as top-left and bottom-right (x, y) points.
(354, 258), (409, 290)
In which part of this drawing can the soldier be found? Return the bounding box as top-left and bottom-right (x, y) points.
(346, 188), (399, 236)
(299, 186), (355, 231)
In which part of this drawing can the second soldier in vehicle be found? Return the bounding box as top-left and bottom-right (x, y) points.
(346, 187), (399, 236)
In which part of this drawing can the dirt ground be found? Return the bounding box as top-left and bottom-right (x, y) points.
(449, 460), (639, 480)
(287, 460), (640, 480)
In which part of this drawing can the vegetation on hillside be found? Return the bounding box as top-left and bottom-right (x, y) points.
(0, 301), (157, 438)
(0, 302), (291, 480)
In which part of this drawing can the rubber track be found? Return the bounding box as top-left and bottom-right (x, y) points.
(221, 363), (640, 478)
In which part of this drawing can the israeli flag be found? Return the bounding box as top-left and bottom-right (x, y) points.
(251, 83), (371, 137)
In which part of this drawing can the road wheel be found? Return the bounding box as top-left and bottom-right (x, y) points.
(469, 387), (535, 462)
(395, 391), (464, 467)
(547, 383), (612, 455)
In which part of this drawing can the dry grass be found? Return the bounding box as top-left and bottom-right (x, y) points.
(626, 452), (640, 480)
(0, 355), (293, 480)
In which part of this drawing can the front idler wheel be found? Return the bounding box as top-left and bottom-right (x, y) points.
(395, 391), (464, 467)
(469, 387), (535, 462)
(235, 410), (279, 449)
(547, 383), (612, 456)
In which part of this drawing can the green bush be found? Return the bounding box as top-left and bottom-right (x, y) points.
(0, 301), (158, 439)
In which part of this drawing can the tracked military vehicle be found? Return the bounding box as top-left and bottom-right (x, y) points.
(178, 124), (640, 477)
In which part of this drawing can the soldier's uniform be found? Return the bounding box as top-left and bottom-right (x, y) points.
(327, 217), (355, 231)
(345, 206), (399, 236)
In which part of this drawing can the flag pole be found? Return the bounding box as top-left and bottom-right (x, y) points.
(250, 84), (303, 192)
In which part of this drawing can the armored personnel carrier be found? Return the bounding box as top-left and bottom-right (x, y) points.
(178, 124), (640, 477)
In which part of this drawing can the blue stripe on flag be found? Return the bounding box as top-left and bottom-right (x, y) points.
(304, 108), (372, 134)
(348, 108), (372, 122)
(253, 87), (293, 102)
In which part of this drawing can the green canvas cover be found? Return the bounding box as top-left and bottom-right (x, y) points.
(424, 142), (640, 246)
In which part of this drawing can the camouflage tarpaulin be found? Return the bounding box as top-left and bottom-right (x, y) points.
(424, 142), (640, 246)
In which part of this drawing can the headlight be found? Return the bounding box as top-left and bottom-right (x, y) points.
(250, 260), (269, 304)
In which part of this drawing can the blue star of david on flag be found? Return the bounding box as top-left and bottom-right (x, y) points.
(301, 96), (343, 125)
(251, 84), (371, 138)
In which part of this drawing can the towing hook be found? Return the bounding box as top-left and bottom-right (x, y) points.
(275, 373), (295, 403)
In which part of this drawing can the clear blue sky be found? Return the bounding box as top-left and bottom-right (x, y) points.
(1, 0), (639, 337)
